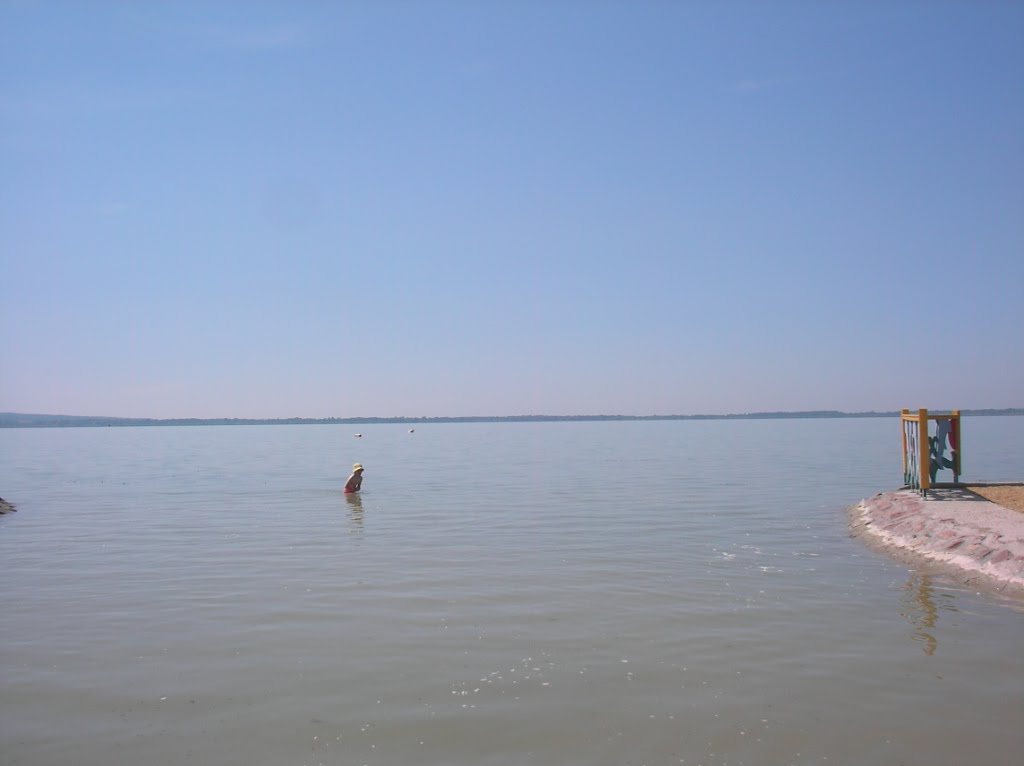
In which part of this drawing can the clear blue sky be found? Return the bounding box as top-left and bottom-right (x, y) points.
(2, 1), (1022, 418)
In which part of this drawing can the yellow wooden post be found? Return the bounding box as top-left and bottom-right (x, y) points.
(952, 409), (961, 481)
(918, 408), (929, 493)
(901, 408), (909, 477)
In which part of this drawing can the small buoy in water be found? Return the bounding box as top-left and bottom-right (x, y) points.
(354, 433), (362, 438)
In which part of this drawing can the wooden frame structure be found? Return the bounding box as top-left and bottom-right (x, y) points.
(901, 408), (961, 496)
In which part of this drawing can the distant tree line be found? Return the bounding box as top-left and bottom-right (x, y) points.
(1, 409), (1020, 428)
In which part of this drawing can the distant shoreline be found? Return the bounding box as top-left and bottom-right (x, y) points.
(1, 409), (1021, 429)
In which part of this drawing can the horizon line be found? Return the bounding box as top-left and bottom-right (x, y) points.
(2, 408), (1022, 428)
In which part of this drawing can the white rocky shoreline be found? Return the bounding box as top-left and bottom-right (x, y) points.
(850, 487), (1024, 596)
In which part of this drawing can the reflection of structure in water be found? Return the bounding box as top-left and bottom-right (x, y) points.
(900, 573), (943, 656)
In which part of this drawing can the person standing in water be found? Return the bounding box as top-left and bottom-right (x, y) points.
(344, 463), (364, 494)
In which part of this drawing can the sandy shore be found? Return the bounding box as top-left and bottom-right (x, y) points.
(850, 484), (1024, 596)
(966, 483), (1024, 513)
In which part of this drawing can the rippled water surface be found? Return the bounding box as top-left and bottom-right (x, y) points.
(1, 418), (1022, 765)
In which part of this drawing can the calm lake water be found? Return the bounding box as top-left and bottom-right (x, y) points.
(1, 417), (1022, 766)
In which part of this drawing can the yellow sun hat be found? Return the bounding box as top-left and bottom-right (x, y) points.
(352, 463), (364, 471)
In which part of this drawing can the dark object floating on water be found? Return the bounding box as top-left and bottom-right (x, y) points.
(0, 496), (16, 515)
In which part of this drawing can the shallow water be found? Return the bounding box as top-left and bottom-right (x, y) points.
(1, 417), (1022, 765)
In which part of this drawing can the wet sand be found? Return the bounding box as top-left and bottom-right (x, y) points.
(850, 484), (1024, 595)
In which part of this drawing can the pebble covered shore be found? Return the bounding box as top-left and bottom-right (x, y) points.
(850, 487), (1024, 595)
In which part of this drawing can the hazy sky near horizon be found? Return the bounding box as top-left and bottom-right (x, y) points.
(2, 2), (1022, 419)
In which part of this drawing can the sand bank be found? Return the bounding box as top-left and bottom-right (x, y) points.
(850, 485), (1024, 595)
